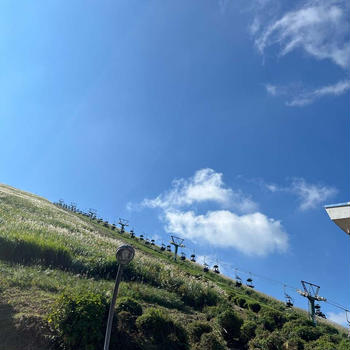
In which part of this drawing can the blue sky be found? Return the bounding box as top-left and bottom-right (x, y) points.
(0, 0), (349, 325)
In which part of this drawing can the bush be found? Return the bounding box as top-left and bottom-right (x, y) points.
(189, 321), (212, 342)
(48, 290), (109, 350)
(259, 309), (286, 331)
(247, 301), (261, 313)
(178, 281), (219, 309)
(294, 325), (321, 342)
(251, 330), (285, 350)
(136, 308), (188, 349)
(199, 333), (226, 350)
(116, 297), (142, 316)
(239, 320), (256, 344)
(234, 297), (247, 308)
(217, 309), (243, 344)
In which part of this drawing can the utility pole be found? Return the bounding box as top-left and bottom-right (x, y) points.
(118, 218), (129, 234)
(297, 281), (326, 325)
(170, 235), (185, 261)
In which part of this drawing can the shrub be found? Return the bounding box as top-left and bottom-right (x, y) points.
(259, 309), (286, 331)
(239, 320), (256, 344)
(294, 325), (321, 342)
(48, 290), (109, 350)
(199, 333), (226, 350)
(136, 308), (188, 349)
(304, 334), (340, 350)
(251, 330), (285, 350)
(116, 297), (142, 316)
(178, 281), (219, 309)
(247, 301), (261, 313)
(217, 309), (243, 343)
(234, 297), (247, 308)
(188, 321), (212, 342)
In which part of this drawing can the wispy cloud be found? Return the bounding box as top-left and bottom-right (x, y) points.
(142, 169), (288, 256)
(255, 0), (350, 69)
(252, 0), (350, 106)
(266, 80), (350, 107)
(263, 177), (337, 210)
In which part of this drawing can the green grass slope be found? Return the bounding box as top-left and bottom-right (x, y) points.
(0, 183), (348, 350)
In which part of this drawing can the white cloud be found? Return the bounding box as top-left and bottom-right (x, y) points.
(255, 0), (350, 69)
(264, 177), (337, 210)
(143, 168), (257, 213)
(165, 209), (288, 256)
(142, 168), (289, 256)
(327, 311), (348, 326)
(291, 178), (338, 210)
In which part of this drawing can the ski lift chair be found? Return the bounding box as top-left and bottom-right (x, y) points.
(151, 239), (155, 246)
(246, 277), (254, 288)
(190, 254), (196, 262)
(166, 245), (171, 252)
(203, 263), (209, 273)
(180, 252), (186, 261)
(235, 276), (242, 287)
(161, 243), (166, 251)
(139, 234), (144, 241)
(213, 264), (220, 274)
(285, 296), (294, 308)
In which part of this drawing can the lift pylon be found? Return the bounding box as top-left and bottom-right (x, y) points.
(170, 235), (185, 261)
(297, 281), (326, 325)
(118, 218), (129, 234)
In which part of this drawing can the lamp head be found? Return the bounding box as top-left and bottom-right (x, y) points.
(116, 245), (135, 265)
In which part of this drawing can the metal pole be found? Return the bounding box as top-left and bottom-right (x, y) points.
(174, 245), (178, 261)
(308, 297), (316, 326)
(104, 264), (123, 350)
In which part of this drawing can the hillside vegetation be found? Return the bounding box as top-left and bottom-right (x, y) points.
(0, 183), (348, 350)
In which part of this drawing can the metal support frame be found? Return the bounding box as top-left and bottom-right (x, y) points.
(118, 218), (129, 234)
(170, 235), (185, 261)
(297, 281), (326, 325)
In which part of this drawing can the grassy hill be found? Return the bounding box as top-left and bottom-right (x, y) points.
(0, 183), (348, 350)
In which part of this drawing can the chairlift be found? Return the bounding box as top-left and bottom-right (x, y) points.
(166, 245), (171, 252)
(103, 221), (109, 228)
(180, 252), (186, 261)
(213, 264), (220, 274)
(203, 262), (209, 273)
(315, 304), (321, 310)
(234, 269), (242, 287)
(285, 295), (294, 308)
(130, 229), (135, 238)
(139, 234), (144, 241)
(246, 273), (254, 288)
(190, 254), (196, 262)
(283, 286), (294, 307)
(145, 238), (150, 245)
(151, 239), (155, 246)
(316, 309), (326, 319)
(160, 243), (166, 251)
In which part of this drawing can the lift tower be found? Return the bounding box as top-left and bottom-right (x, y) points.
(118, 218), (129, 234)
(297, 281), (326, 325)
(170, 235), (185, 261)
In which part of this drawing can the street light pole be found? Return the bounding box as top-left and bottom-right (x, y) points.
(103, 245), (135, 350)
